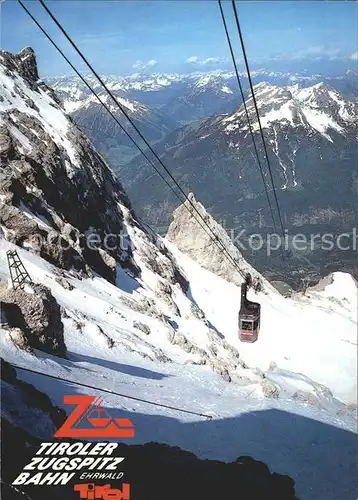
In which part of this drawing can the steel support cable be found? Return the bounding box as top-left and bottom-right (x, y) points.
(22, 0), (249, 279)
(17, 0), (184, 205)
(218, 0), (278, 233)
(230, 0), (286, 239)
(9, 363), (213, 420)
(18, 0), (243, 279)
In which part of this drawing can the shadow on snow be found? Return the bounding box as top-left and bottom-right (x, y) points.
(13, 372), (357, 500)
(67, 351), (171, 381)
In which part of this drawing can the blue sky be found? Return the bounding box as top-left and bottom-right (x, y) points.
(1, 1), (357, 77)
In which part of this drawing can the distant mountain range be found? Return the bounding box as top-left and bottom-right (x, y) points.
(47, 68), (358, 163)
(48, 70), (358, 284)
(130, 81), (357, 222)
(47, 67), (358, 120)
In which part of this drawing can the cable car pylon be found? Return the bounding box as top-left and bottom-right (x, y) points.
(6, 249), (32, 290)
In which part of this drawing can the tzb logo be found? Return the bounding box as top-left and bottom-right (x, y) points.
(54, 395), (135, 439)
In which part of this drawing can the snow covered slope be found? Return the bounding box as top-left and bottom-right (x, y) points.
(166, 194), (357, 405)
(0, 237), (357, 500)
(0, 48), (357, 500)
(222, 81), (358, 190)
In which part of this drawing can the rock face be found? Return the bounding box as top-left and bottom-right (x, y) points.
(133, 320), (151, 335)
(0, 48), (138, 284)
(14, 47), (39, 83)
(261, 379), (280, 399)
(166, 192), (270, 291)
(1, 283), (66, 357)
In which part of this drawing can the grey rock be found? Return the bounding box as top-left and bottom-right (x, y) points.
(261, 379), (280, 399)
(208, 344), (218, 357)
(207, 359), (232, 382)
(96, 324), (115, 348)
(0, 127), (15, 163)
(166, 193), (270, 292)
(169, 331), (206, 358)
(155, 280), (180, 315)
(8, 327), (32, 352)
(1, 283), (66, 357)
(55, 276), (74, 291)
(189, 302), (206, 320)
(292, 390), (323, 408)
(133, 321), (151, 335)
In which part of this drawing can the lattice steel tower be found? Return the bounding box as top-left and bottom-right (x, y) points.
(6, 249), (32, 290)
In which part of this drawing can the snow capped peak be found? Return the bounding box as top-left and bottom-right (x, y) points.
(310, 82), (327, 90)
(78, 92), (144, 114)
(18, 46), (36, 63)
(46, 68), (358, 102)
(190, 73), (236, 95)
(0, 46), (39, 83)
(253, 80), (271, 90)
(224, 81), (357, 142)
(194, 74), (214, 88)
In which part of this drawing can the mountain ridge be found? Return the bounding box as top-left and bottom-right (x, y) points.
(0, 48), (357, 500)
(124, 80), (357, 227)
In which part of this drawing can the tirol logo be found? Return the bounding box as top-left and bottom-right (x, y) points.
(55, 395), (135, 438)
(74, 483), (130, 499)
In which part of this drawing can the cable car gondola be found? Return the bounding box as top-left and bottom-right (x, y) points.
(239, 273), (260, 343)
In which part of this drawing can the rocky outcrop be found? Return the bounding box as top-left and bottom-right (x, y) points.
(0, 49), (139, 284)
(155, 280), (181, 315)
(0, 47), (39, 85)
(169, 330), (207, 359)
(0, 283), (66, 357)
(166, 193), (270, 292)
(261, 379), (280, 399)
(133, 321), (151, 335)
(120, 294), (161, 319)
(8, 327), (32, 352)
(137, 236), (189, 293)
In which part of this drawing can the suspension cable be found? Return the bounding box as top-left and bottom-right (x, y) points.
(9, 363), (213, 420)
(218, 0), (277, 233)
(230, 0), (286, 238)
(20, 0), (251, 280)
(17, 0), (183, 206)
